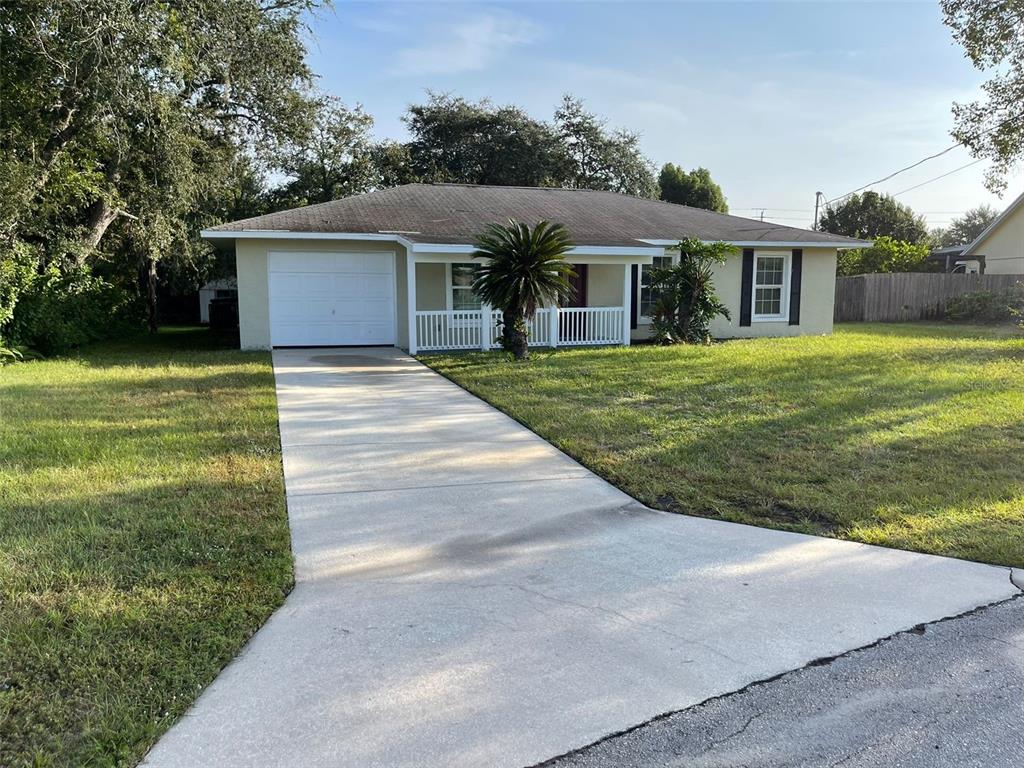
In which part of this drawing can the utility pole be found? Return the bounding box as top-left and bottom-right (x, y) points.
(813, 192), (823, 230)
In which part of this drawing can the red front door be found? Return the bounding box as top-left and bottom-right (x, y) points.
(562, 264), (587, 309)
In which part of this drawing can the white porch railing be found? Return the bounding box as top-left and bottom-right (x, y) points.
(415, 310), (491, 351)
(415, 306), (625, 352)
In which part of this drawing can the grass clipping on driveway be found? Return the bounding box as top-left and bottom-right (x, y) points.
(0, 329), (291, 767)
(424, 323), (1024, 568)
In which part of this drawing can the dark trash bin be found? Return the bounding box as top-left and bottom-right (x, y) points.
(208, 296), (239, 330)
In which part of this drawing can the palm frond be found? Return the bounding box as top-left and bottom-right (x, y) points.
(471, 219), (575, 320)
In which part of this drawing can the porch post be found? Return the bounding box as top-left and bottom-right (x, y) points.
(480, 303), (491, 351)
(549, 303), (559, 348)
(407, 252), (417, 355)
(621, 263), (632, 346)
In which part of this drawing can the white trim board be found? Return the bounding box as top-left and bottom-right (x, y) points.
(201, 229), (664, 259)
(637, 239), (869, 249)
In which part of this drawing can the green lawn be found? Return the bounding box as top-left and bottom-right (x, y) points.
(0, 328), (291, 767)
(424, 323), (1024, 568)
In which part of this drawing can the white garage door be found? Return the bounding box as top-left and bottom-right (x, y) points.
(268, 251), (396, 347)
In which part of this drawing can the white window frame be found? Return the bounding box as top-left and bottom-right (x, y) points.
(446, 262), (482, 312)
(751, 250), (791, 322)
(637, 252), (679, 323)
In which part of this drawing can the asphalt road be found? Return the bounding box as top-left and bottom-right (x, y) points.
(541, 593), (1024, 768)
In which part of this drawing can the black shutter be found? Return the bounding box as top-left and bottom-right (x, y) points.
(630, 265), (639, 329)
(739, 249), (754, 327)
(789, 249), (803, 325)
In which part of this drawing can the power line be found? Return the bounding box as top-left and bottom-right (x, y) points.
(824, 143), (960, 205)
(891, 159), (984, 196)
(734, 207), (813, 213)
(824, 108), (1024, 207)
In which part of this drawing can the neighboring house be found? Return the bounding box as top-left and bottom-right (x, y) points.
(962, 189), (1024, 275)
(927, 245), (981, 274)
(201, 183), (866, 351)
(198, 278), (238, 324)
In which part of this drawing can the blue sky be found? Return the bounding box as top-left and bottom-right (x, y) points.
(304, 1), (1023, 229)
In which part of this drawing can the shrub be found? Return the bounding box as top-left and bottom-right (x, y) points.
(7, 267), (141, 355)
(649, 238), (733, 345)
(946, 284), (1024, 324)
(837, 236), (932, 276)
(0, 241), (38, 331)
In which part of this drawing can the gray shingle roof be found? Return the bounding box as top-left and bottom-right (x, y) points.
(206, 183), (867, 247)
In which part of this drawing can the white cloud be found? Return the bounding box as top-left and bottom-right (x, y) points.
(392, 13), (541, 76)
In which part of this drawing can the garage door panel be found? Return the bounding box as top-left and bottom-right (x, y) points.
(329, 274), (364, 299)
(269, 273), (307, 298)
(268, 251), (396, 347)
(360, 254), (395, 274)
(273, 298), (336, 321)
(362, 274), (393, 297)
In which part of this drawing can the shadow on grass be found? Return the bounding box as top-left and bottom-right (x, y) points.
(426, 329), (1024, 566)
(2, 477), (292, 766)
(0, 328), (290, 767)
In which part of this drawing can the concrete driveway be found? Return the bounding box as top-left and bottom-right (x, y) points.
(143, 347), (1020, 768)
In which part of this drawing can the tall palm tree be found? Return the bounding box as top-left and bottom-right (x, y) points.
(472, 219), (575, 360)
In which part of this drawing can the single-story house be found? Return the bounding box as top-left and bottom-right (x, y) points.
(962, 189), (1024, 275)
(201, 183), (867, 352)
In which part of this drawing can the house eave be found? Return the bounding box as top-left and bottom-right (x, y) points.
(637, 238), (871, 249)
(200, 229), (665, 258)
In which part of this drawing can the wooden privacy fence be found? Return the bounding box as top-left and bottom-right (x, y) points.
(834, 273), (1024, 322)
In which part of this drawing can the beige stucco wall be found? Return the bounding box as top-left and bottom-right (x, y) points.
(233, 238), (407, 350)
(233, 239), (835, 349)
(632, 247), (838, 340)
(412, 259), (632, 310)
(415, 263), (447, 310)
(967, 204), (1024, 274)
(587, 264), (627, 306)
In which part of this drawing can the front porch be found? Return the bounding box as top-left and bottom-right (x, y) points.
(414, 305), (627, 352)
(406, 254), (641, 354)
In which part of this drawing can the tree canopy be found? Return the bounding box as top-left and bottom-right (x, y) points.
(402, 93), (565, 187)
(553, 96), (658, 198)
(657, 164), (728, 212)
(942, 0), (1024, 192)
(933, 204), (1000, 247)
(818, 191), (929, 244)
(272, 97), (376, 208)
(1, 0), (319, 337)
(392, 93), (659, 197)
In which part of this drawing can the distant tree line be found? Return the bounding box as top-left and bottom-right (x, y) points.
(818, 191), (1000, 277)
(270, 92), (728, 211)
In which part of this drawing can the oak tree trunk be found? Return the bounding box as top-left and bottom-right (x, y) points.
(78, 198), (120, 261)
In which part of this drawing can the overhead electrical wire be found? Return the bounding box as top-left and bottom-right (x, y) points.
(824, 108), (1024, 207)
(824, 143), (961, 205)
(891, 159), (985, 196)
